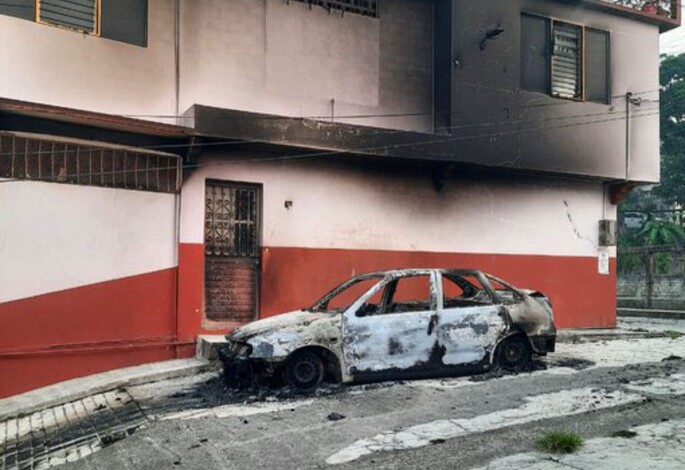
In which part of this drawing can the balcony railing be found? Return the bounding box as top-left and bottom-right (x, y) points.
(606, 0), (679, 19)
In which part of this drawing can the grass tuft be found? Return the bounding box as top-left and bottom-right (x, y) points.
(611, 430), (638, 438)
(535, 431), (583, 454)
(664, 330), (684, 340)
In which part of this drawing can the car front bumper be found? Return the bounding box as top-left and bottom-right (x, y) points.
(529, 334), (556, 354)
(218, 345), (253, 388)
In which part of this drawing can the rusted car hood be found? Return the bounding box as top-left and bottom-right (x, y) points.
(226, 310), (343, 360)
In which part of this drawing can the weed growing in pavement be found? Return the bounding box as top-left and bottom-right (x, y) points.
(664, 330), (684, 340)
(535, 431), (583, 454)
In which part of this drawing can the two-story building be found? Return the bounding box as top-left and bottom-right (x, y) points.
(0, 0), (679, 397)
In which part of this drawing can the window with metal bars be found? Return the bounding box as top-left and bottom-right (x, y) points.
(205, 183), (260, 258)
(521, 14), (611, 104)
(0, 133), (181, 193)
(288, 0), (378, 17)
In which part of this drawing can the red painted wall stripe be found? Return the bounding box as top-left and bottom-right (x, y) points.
(177, 244), (616, 332)
(0, 268), (183, 398)
(0, 269), (178, 353)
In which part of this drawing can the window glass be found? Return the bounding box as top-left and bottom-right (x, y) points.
(0, 0), (35, 21)
(586, 28), (610, 104)
(101, 0), (148, 47)
(521, 14), (550, 94)
(551, 21), (583, 99)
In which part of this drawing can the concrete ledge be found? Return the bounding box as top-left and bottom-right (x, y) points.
(0, 358), (212, 421)
(197, 335), (227, 361)
(618, 308), (685, 320)
(196, 335), (226, 361)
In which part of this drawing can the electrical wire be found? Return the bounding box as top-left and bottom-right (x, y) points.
(0, 107), (662, 184)
(0, 100), (661, 158)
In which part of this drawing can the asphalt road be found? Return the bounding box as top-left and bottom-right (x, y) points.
(55, 338), (685, 470)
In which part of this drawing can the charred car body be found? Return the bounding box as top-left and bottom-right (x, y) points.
(219, 269), (556, 392)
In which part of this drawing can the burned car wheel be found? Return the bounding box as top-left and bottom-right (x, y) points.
(285, 350), (325, 393)
(496, 334), (532, 371)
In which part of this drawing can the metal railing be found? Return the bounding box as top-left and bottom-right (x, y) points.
(606, 0), (678, 19)
(0, 132), (181, 194)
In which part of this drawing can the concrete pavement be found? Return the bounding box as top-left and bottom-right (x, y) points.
(0, 359), (212, 421)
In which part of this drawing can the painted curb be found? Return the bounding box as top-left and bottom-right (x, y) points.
(0, 358), (214, 421)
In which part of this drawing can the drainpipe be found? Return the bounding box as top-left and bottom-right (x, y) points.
(173, 0), (182, 356)
(625, 92), (632, 181)
(174, 0), (181, 121)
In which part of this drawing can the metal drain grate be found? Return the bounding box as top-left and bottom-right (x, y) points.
(0, 390), (148, 470)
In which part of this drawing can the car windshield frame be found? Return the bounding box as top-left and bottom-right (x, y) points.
(309, 274), (386, 313)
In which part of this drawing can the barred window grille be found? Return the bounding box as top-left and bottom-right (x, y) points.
(0, 133), (181, 193)
(289, 0), (378, 17)
(205, 183), (260, 257)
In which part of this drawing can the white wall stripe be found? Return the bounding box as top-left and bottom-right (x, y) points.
(0, 180), (178, 303)
(181, 155), (617, 258)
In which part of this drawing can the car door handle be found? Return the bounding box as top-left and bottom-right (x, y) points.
(428, 314), (439, 335)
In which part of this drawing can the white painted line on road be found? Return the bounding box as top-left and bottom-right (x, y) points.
(624, 373), (685, 396)
(556, 337), (685, 369)
(469, 418), (685, 470)
(325, 388), (644, 465)
(157, 399), (314, 421)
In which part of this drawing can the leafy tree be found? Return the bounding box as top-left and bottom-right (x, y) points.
(653, 53), (685, 206)
(637, 216), (685, 245)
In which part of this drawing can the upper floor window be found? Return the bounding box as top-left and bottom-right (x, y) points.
(39, 0), (98, 33)
(289, 0), (378, 18)
(0, 0), (148, 47)
(521, 13), (610, 104)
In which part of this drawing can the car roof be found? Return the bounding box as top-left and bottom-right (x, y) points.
(350, 269), (485, 279)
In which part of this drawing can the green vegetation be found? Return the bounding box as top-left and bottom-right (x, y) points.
(638, 218), (685, 246)
(535, 431), (583, 454)
(664, 330), (684, 340)
(655, 53), (685, 207)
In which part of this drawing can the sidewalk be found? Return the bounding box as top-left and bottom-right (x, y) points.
(557, 328), (665, 343)
(0, 358), (213, 421)
(618, 307), (685, 320)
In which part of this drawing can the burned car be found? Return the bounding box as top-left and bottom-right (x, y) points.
(219, 269), (556, 392)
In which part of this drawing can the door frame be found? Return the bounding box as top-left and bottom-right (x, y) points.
(341, 271), (441, 378)
(202, 178), (263, 326)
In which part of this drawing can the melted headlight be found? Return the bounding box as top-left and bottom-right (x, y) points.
(229, 341), (252, 357)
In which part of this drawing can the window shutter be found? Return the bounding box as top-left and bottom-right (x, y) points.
(586, 29), (610, 104)
(39, 0), (97, 33)
(0, 0), (35, 21)
(100, 0), (148, 47)
(551, 22), (582, 100)
(521, 14), (550, 94)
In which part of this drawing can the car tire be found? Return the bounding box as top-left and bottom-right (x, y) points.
(496, 334), (532, 371)
(285, 350), (325, 393)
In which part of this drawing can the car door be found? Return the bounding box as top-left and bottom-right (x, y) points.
(342, 271), (440, 377)
(436, 272), (507, 366)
